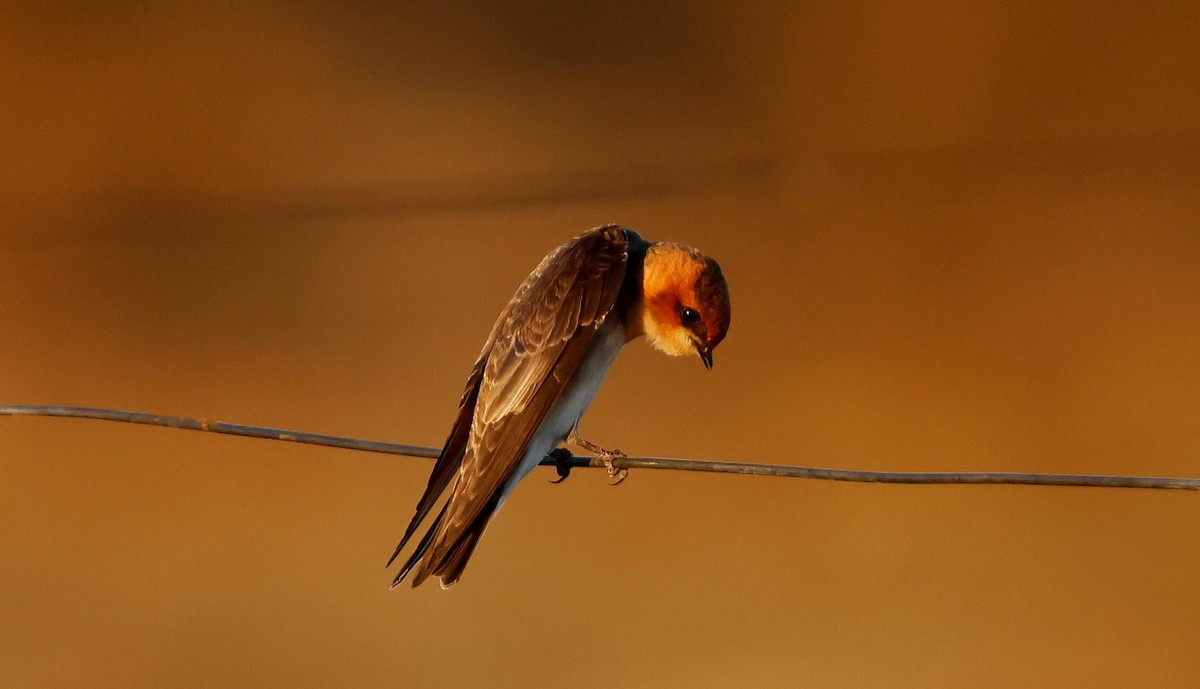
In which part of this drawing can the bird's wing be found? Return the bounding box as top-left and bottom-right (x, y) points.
(385, 347), (487, 569)
(404, 225), (630, 584)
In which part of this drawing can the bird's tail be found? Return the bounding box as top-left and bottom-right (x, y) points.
(388, 356), (486, 576)
(390, 502), (449, 588)
(408, 497), (500, 588)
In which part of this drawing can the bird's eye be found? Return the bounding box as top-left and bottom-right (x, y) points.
(680, 307), (700, 325)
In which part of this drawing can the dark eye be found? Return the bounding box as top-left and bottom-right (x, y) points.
(680, 307), (700, 325)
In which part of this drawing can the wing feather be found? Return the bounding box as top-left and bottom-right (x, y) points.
(401, 225), (631, 585)
(385, 350), (486, 570)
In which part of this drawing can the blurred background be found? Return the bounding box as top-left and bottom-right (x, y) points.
(3, 2), (1199, 687)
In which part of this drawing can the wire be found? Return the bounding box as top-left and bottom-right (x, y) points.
(2, 404), (1197, 490)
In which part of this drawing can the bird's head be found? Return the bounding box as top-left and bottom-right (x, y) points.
(639, 242), (731, 369)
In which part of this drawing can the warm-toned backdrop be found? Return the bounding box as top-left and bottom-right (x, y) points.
(4, 3), (1199, 687)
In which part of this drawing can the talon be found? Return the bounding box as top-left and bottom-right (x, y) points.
(601, 449), (629, 486)
(570, 430), (632, 485)
(548, 447), (574, 484)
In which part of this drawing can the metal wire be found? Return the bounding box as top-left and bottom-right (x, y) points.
(3, 404), (1197, 490)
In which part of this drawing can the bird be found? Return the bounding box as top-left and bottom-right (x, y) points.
(387, 224), (731, 588)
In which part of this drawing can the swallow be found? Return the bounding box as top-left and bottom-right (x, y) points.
(387, 224), (731, 588)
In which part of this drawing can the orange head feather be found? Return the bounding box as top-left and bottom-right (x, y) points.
(638, 242), (731, 368)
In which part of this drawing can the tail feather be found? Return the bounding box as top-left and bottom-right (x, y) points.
(388, 355), (486, 569)
(411, 497), (500, 588)
(386, 451), (459, 569)
(434, 522), (488, 587)
(391, 502), (449, 588)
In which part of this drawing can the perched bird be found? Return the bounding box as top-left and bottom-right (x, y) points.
(388, 224), (731, 588)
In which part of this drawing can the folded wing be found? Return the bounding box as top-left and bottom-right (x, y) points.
(390, 225), (631, 587)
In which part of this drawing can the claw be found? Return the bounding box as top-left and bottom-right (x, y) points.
(600, 449), (629, 486)
(548, 447), (574, 484)
(569, 429), (631, 485)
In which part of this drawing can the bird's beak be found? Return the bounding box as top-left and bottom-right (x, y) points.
(697, 345), (714, 370)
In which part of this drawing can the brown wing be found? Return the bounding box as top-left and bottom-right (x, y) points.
(392, 225), (630, 587)
(384, 349), (487, 571)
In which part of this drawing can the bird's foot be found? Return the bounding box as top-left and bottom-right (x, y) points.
(570, 432), (630, 485)
(600, 449), (629, 486)
(548, 447), (574, 484)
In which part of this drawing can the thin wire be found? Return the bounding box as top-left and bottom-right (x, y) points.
(2, 404), (1197, 490)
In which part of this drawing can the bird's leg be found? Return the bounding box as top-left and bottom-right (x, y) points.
(568, 428), (629, 485)
(547, 447), (574, 484)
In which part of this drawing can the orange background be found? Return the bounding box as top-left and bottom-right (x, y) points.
(3, 3), (1199, 687)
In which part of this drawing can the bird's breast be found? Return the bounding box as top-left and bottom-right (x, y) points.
(548, 319), (626, 434)
(501, 319), (626, 498)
